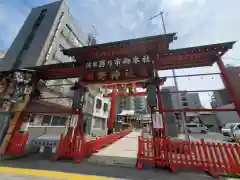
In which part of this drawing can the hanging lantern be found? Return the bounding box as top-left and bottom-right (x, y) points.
(14, 71), (24, 84)
(1, 99), (12, 111)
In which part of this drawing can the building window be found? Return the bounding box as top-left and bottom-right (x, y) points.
(29, 115), (43, 126)
(59, 44), (64, 50)
(62, 25), (82, 47)
(103, 103), (108, 111)
(182, 102), (188, 107)
(41, 115), (51, 126)
(51, 116), (68, 126)
(181, 97), (187, 102)
(96, 99), (102, 109)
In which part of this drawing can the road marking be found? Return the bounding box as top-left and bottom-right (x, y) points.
(0, 167), (113, 180)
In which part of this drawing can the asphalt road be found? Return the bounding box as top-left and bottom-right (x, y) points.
(0, 156), (218, 180)
(179, 132), (234, 143)
(190, 132), (225, 142)
(1, 173), (58, 180)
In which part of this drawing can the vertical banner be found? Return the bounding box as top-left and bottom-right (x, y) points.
(152, 112), (163, 129)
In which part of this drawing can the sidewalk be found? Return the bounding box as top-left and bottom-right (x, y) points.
(87, 131), (140, 167)
(0, 166), (218, 180)
(0, 167), (112, 180)
(0, 157), (219, 180)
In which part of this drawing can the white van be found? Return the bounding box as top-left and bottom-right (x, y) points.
(221, 123), (240, 141)
(186, 123), (208, 133)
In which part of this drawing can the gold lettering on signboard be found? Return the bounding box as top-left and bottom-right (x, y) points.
(111, 70), (120, 80)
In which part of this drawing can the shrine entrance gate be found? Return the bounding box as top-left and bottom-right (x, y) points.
(0, 32), (239, 178)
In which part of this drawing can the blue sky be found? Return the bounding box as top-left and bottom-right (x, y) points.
(0, 0), (240, 107)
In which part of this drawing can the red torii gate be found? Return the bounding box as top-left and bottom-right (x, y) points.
(0, 33), (238, 155)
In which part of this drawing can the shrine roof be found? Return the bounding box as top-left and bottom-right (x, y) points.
(155, 41), (236, 70)
(62, 33), (176, 55)
(166, 41), (235, 55)
(61, 33), (177, 63)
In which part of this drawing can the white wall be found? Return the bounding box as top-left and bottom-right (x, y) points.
(90, 90), (111, 136)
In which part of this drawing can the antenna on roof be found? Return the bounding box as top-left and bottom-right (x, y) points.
(88, 24), (98, 46)
(149, 11), (166, 34)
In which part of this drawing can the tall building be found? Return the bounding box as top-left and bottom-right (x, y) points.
(162, 86), (181, 109)
(226, 66), (240, 96)
(210, 66), (240, 108)
(210, 66), (240, 126)
(162, 86), (202, 123)
(160, 88), (179, 137)
(211, 89), (232, 108)
(134, 96), (147, 113)
(2, 1), (88, 69)
(1, 1), (109, 136)
(117, 88), (135, 113)
(186, 93), (202, 108)
(164, 87), (202, 109)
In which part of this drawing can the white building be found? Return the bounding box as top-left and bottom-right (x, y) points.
(89, 86), (111, 136)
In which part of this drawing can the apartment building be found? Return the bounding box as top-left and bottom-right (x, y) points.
(134, 96), (147, 113)
(116, 88), (135, 113)
(0, 1), (109, 136)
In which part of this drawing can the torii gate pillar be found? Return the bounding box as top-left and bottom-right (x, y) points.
(107, 89), (118, 134)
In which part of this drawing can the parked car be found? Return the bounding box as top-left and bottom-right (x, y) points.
(186, 123), (208, 133)
(221, 123), (240, 141)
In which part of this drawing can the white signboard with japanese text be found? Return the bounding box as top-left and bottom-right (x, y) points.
(152, 112), (163, 129)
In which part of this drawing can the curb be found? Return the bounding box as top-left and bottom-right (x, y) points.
(220, 174), (240, 179)
(1, 156), (23, 161)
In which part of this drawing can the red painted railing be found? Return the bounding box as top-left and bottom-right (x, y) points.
(75, 129), (132, 163)
(137, 136), (240, 177)
(52, 134), (82, 160)
(53, 129), (132, 162)
(5, 132), (29, 157)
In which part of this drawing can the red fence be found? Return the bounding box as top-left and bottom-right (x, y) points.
(75, 130), (131, 163)
(54, 129), (132, 162)
(5, 132), (29, 157)
(137, 137), (240, 177)
(52, 134), (80, 160)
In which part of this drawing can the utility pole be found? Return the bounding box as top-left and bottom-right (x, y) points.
(149, 11), (190, 141)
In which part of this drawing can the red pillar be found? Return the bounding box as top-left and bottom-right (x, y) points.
(73, 109), (84, 139)
(107, 89), (118, 134)
(217, 58), (240, 118)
